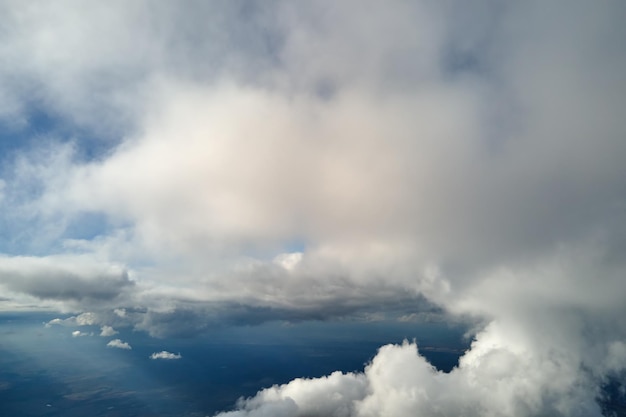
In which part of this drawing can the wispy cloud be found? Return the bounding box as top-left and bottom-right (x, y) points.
(149, 351), (181, 360)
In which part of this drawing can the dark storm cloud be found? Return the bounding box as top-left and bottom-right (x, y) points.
(133, 294), (442, 338)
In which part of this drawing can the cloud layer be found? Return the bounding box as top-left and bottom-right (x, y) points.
(0, 1), (625, 415)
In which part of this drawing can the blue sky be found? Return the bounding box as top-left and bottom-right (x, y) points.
(1, 1), (626, 416)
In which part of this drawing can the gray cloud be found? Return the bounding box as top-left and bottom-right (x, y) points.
(0, 255), (133, 303)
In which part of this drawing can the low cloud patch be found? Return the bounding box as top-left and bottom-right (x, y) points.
(150, 351), (182, 360)
(106, 339), (131, 350)
(99, 325), (118, 337)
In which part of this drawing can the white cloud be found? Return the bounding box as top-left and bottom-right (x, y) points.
(71, 330), (88, 337)
(45, 312), (100, 327)
(99, 325), (118, 337)
(44, 318), (63, 328)
(149, 351), (181, 360)
(75, 312), (99, 326)
(219, 370), (367, 417)
(217, 340), (604, 417)
(1, 1), (626, 415)
(106, 339), (131, 350)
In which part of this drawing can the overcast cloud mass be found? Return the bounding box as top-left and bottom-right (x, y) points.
(0, 1), (625, 416)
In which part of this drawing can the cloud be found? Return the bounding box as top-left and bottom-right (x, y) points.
(45, 318), (64, 328)
(45, 312), (100, 327)
(106, 339), (131, 350)
(71, 330), (88, 337)
(149, 351), (181, 360)
(77, 313), (100, 326)
(99, 325), (118, 337)
(219, 370), (368, 417)
(217, 339), (608, 417)
(0, 255), (133, 304)
(0, 1), (625, 415)
(273, 252), (303, 271)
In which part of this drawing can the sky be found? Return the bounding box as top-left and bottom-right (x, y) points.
(0, 1), (625, 416)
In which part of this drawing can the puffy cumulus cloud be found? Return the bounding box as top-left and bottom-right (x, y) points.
(149, 351), (181, 360)
(74, 312), (99, 326)
(106, 339), (131, 350)
(0, 1), (625, 415)
(217, 340), (607, 417)
(220, 371), (368, 417)
(99, 325), (118, 337)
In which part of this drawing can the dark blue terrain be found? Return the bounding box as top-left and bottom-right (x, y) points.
(0, 313), (470, 416)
